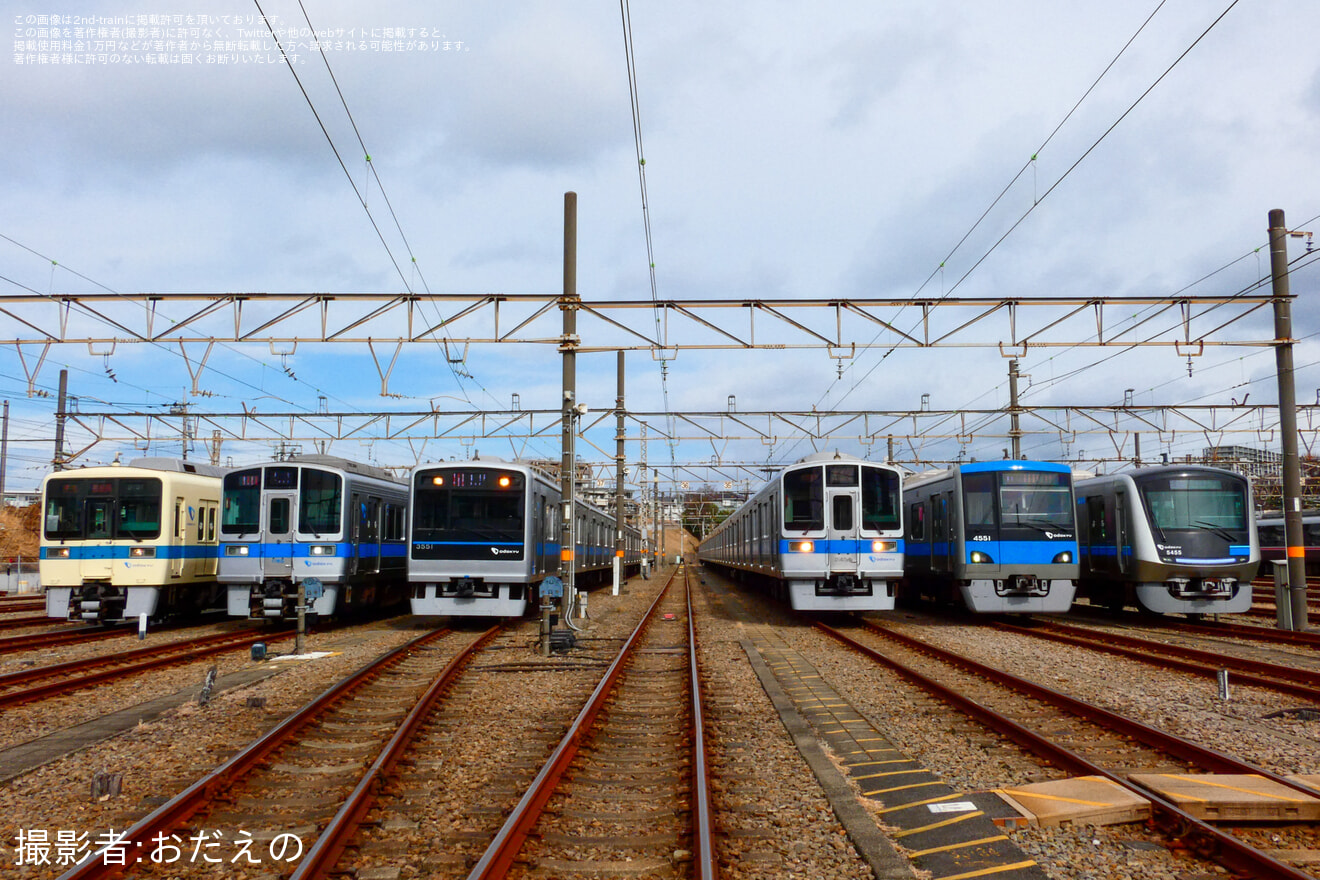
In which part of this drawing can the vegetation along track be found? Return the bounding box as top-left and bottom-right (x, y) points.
(819, 617), (1320, 879)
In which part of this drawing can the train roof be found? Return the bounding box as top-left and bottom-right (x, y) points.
(42, 458), (227, 480)
(263, 455), (401, 483)
(1075, 464), (1248, 485)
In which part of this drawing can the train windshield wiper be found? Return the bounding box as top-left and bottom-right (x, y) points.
(1011, 518), (1072, 534)
(1190, 520), (1238, 543)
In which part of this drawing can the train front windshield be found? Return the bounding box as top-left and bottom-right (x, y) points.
(44, 477), (163, 541)
(963, 470), (1074, 539)
(783, 464), (900, 533)
(412, 469), (525, 558)
(1136, 472), (1248, 538)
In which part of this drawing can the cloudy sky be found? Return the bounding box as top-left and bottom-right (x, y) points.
(3, 0), (1319, 491)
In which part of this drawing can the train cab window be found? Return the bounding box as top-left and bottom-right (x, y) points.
(300, 469), (343, 535)
(860, 467), (900, 530)
(962, 473), (997, 531)
(222, 470), (261, 535)
(784, 469), (824, 531)
(826, 465), (858, 487)
(832, 495), (854, 531)
(268, 498), (290, 535)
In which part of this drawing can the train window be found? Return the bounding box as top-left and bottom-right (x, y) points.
(1257, 524), (1283, 546)
(963, 473), (997, 531)
(860, 467), (900, 530)
(908, 502), (925, 540)
(268, 498), (290, 535)
(1087, 497), (1110, 543)
(1306, 523), (1320, 547)
(783, 469), (824, 531)
(222, 470), (262, 535)
(826, 465), (858, 487)
(206, 506), (217, 542)
(116, 481), (162, 540)
(1136, 473), (1247, 533)
(88, 501), (112, 539)
(299, 469), (343, 535)
(384, 504), (405, 541)
(832, 495), (854, 531)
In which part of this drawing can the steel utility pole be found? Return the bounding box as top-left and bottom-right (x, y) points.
(1269, 208), (1308, 631)
(559, 192), (579, 624)
(614, 351), (626, 595)
(53, 369), (68, 471)
(1008, 359), (1022, 459)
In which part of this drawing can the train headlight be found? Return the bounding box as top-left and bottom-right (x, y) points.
(310, 544), (336, 556)
(498, 475), (511, 488)
(129, 547), (156, 558)
(431, 476), (445, 486)
(793, 541), (815, 553)
(1053, 551), (1073, 564)
(872, 540), (896, 553)
(970, 550), (994, 564)
(225, 545), (250, 556)
(50, 547), (70, 559)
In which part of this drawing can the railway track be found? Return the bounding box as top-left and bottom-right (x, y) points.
(0, 627), (291, 709)
(55, 624), (475, 880)
(821, 617), (1319, 879)
(994, 618), (1320, 704)
(0, 613), (62, 631)
(466, 565), (714, 880)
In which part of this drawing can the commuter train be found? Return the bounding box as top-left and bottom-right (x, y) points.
(40, 458), (226, 623)
(409, 459), (643, 617)
(221, 455), (408, 620)
(697, 452), (904, 611)
(903, 460), (1078, 613)
(1074, 465), (1257, 615)
(1256, 511), (1320, 578)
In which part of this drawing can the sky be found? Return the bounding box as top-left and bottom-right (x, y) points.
(3, 0), (1320, 494)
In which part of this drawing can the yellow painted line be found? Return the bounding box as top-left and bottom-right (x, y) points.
(892, 811), (985, 838)
(876, 794), (962, 815)
(995, 789), (1112, 807)
(937, 860), (1039, 880)
(907, 834), (1009, 857)
(1160, 774), (1314, 803)
(869, 780), (947, 795)
(848, 759), (911, 768)
(854, 768), (930, 781)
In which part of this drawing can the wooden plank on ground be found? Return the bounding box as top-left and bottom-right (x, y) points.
(992, 776), (1150, 827)
(1128, 774), (1320, 822)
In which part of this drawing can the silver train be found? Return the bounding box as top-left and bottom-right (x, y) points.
(902, 460), (1079, 613)
(221, 455), (408, 620)
(41, 458), (227, 623)
(697, 452), (904, 611)
(409, 459), (642, 617)
(1075, 465), (1258, 614)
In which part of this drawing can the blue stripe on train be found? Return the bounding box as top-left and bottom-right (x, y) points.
(776, 539), (905, 554)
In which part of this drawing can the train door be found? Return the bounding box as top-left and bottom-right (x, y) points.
(263, 492), (295, 580)
(1114, 491), (1129, 574)
(826, 488), (860, 572)
(931, 492), (951, 573)
(171, 497), (186, 578)
(359, 496), (381, 574)
(202, 503), (218, 577)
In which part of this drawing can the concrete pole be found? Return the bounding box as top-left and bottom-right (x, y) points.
(1268, 208), (1308, 631)
(53, 369), (68, 471)
(559, 192), (579, 623)
(614, 350), (625, 594)
(1008, 359), (1022, 459)
(0, 400), (8, 501)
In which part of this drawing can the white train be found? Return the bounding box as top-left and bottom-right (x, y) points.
(220, 456), (408, 620)
(697, 452), (904, 611)
(41, 458), (226, 623)
(1075, 465), (1257, 614)
(408, 459), (642, 617)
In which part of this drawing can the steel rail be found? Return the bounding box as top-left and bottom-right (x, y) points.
(0, 625), (113, 654)
(290, 624), (504, 880)
(1072, 610), (1320, 650)
(464, 571), (678, 880)
(56, 626), (452, 880)
(0, 628), (289, 709)
(0, 614), (58, 631)
(994, 619), (1320, 703)
(686, 565), (718, 880)
(820, 620), (1316, 880)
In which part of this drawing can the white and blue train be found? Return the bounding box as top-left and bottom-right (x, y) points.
(41, 458), (227, 623)
(902, 460), (1078, 613)
(220, 455), (408, 620)
(1074, 465), (1258, 615)
(697, 452), (904, 611)
(408, 459), (642, 617)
